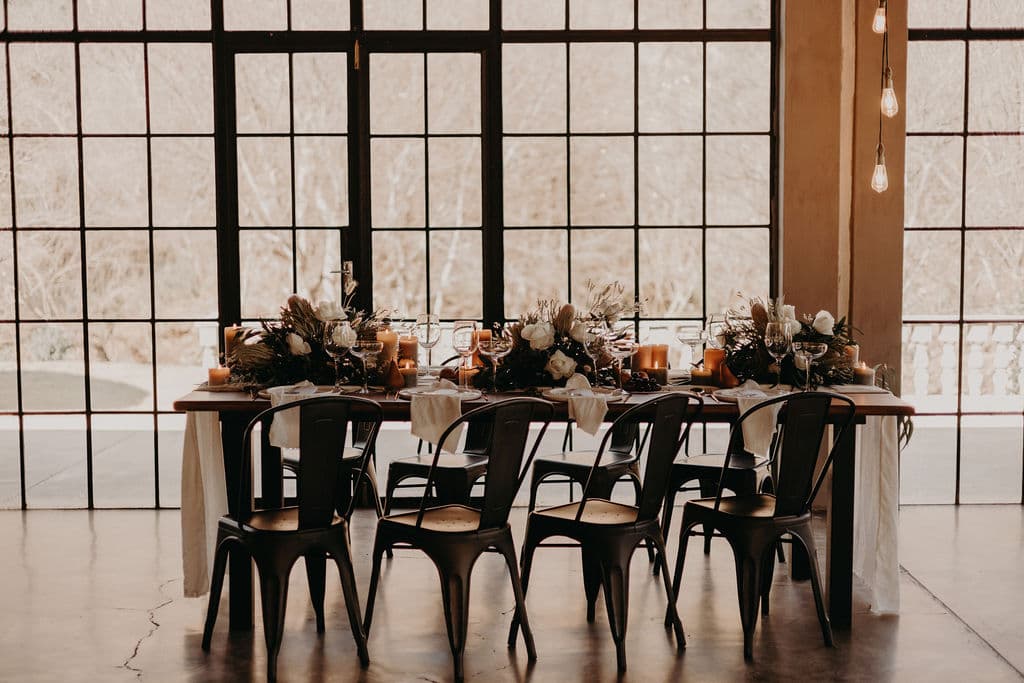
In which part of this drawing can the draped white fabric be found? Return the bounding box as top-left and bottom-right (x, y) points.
(180, 412), (228, 598)
(853, 415), (901, 613)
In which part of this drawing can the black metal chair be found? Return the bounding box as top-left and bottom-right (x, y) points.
(509, 392), (703, 673)
(363, 398), (554, 682)
(201, 396), (383, 682)
(666, 391), (856, 659)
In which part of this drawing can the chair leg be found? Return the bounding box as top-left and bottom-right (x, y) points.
(654, 483), (680, 575)
(497, 536), (537, 661)
(438, 563), (474, 682)
(666, 520), (696, 628)
(305, 553), (327, 634)
(326, 533), (370, 667)
(581, 545), (602, 623)
(731, 548), (764, 660)
(201, 537), (232, 651)
(254, 555), (294, 682)
(362, 531), (389, 636)
(791, 526), (833, 647)
(760, 544), (776, 617)
(596, 542), (634, 673)
(527, 469), (542, 513)
(627, 471), (657, 565)
(698, 480), (717, 554)
(651, 533), (685, 650)
(383, 471), (403, 516)
(508, 521), (541, 648)
(363, 459), (385, 519)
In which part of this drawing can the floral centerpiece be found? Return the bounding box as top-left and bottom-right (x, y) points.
(719, 297), (856, 387)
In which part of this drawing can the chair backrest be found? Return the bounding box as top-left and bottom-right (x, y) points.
(714, 391), (856, 517)
(415, 398), (554, 530)
(240, 396), (383, 529)
(578, 392), (704, 523)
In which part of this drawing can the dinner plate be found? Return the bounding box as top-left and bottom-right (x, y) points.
(257, 385), (360, 399)
(712, 386), (789, 403)
(398, 386), (483, 401)
(542, 387), (628, 403)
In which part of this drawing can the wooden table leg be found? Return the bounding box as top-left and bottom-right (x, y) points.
(221, 413), (254, 631)
(827, 422), (857, 629)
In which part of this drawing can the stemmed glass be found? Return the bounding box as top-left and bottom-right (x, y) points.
(604, 325), (640, 389)
(478, 325), (513, 391)
(349, 339), (384, 395)
(415, 313), (442, 376)
(676, 322), (705, 380)
(452, 320), (478, 391)
(705, 313), (728, 350)
(322, 319), (354, 392)
(792, 341), (828, 390)
(763, 322), (792, 388)
(585, 322), (609, 385)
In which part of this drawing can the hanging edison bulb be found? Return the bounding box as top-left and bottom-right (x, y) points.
(872, 0), (887, 34)
(871, 144), (889, 193)
(881, 67), (899, 117)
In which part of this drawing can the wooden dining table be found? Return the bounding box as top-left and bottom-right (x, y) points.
(174, 387), (913, 632)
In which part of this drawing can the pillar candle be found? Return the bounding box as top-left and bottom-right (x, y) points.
(634, 345), (653, 370)
(844, 344), (859, 366)
(377, 328), (399, 362)
(398, 335), (418, 363)
(399, 359), (418, 388)
(223, 325), (243, 357)
(703, 347), (727, 388)
(690, 367), (714, 384)
(471, 329), (491, 366)
(853, 361), (876, 386)
(644, 366), (669, 386)
(208, 367), (231, 386)
(650, 344), (669, 368)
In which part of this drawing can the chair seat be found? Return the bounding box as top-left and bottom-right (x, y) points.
(674, 452), (767, 470)
(535, 499), (639, 526)
(226, 507), (345, 533)
(534, 450), (635, 470)
(390, 452), (488, 472)
(283, 446), (363, 471)
(688, 494), (777, 518)
(382, 504), (481, 533)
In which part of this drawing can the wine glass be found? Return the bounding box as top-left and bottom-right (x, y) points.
(415, 313), (442, 376)
(792, 341), (828, 390)
(763, 322), (792, 387)
(675, 322), (705, 379)
(604, 325), (640, 389)
(350, 339), (384, 395)
(452, 320), (478, 390)
(322, 319), (354, 392)
(478, 325), (513, 391)
(584, 322), (608, 384)
(705, 314), (728, 350)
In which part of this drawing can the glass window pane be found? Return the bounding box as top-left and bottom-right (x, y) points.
(370, 54), (424, 135)
(899, 415), (957, 504)
(24, 415), (86, 509)
(10, 43), (77, 134)
(428, 53), (480, 134)
(705, 228), (769, 314)
(570, 43), (634, 134)
(149, 43), (214, 135)
(969, 41), (1024, 132)
(960, 415), (1023, 503)
(504, 229), (568, 314)
(237, 137), (292, 227)
(966, 136), (1024, 227)
(223, 0), (287, 30)
(503, 138), (567, 227)
(20, 323), (85, 411)
(705, 135), (770, 226)
(296, 229), (341, 303)
(429, 138), (481, 228)
(293, 53), (348, 135)
(240, 230), (293, 319)
(570, 229), (634, 304)
(146, 0), (210, 29)
(88, 326), (152, 411)
(962, 325), (1024, 413)
(18, 231), (82, 319)
(153, 231), (218, 319)
(80, 43), (146, 134)
(639, 0), (701, 28)
(639, 228), (702, 317)
(158, 414), (185, 507)
(365, 0), (423, 30)
(0, 232), (13, 319)
(706, 42), (770, 132)
(907, 41), (965, 133)
(901, 323), (961, 413)
(569, 0), (632, 29)
(0, 424), (17, 504)
(372, 231), (426, 314)
(86, 230), (151, 319)
(0, 146), (8, 227)
(83, 137), (148, 228)
(371, 138), (425, 228)
(908, 0), (967, 28)
(151, 137), (216, 228)
(295, 137), (348, 228)
(905, 136), (963, 227)
(503, 0), (565, 29)
(0, 52), (8, 133)
(902, 231), (961, 320)
(13, 138), (79, 228)
(570, 136), (633, 226)
(155, 322), (205, 410)
(427, 0), (488, 29)
(78, 0), (142, 31)
(236, 53), (290, 134)
(638, 136), (701, 225)
(971, 0), (1024, 28)
(963, 231), (1024, 319)
(429, 230), (482, 319)
(706, 0), (770, 28)
(92, 414), (153, 508)
(639, 43), (702, 133)
(8, 0), (73, 31)
(503, 44), (567, 134)
(292, 0), (350, 29)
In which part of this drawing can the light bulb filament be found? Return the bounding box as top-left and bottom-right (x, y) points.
(871, 144), (889, 193)
(881, 68), (898, 117)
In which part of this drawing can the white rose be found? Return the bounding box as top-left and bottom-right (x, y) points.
(812, 310), (835, 336)
(331, 322), (357, 348)
(315, 300), (345, 321)
(569, 321), (589, 344)
(780, 304), (796, 322)
(545, 349), (577, 380)
(521, 322), (555, 351)
(286, 332), (311, 356)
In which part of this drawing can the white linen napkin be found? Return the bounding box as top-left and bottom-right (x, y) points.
(267, 381), (318, 448)
(564, 374), (608, 437)
(734, 380), (782, 457)
(410, 379), (464, 453)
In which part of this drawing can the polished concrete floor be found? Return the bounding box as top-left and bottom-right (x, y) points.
(1, 506), (1022, 682)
